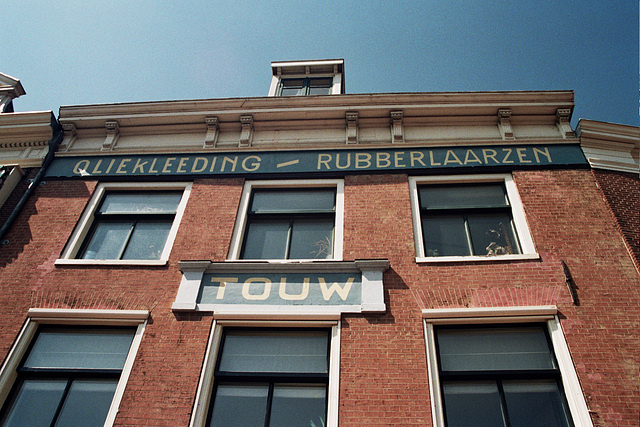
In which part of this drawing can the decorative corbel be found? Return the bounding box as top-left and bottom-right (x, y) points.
(58, 123), (77, 152)
(204, 117), (219, 148)
(497, 109), (515, 140)
(345, 112), (359, 144)
(390, 110), (405, 144)
(239, 115), (254, 147)
(101, 120), (119, 151)
(556, 109), (576, 139)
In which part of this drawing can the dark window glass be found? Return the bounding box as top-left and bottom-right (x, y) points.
(435, 325), (573, 427)
(208, 329), (330, 427)
(279, 78), (332, 96)
(0, 327), (135, 427)
(418, 184), (521, 257)
(79, 191), (182, 260)
(241, 188), (336, 260)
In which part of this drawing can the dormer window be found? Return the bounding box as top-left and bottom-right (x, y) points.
(280, 77), (333, 96)
(269, 59), (344, 97)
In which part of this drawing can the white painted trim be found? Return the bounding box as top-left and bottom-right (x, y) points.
(189, 319), (340, 427)
(409, 174), (538, 260)
(172, 260), (388, 314)
(421, 307), (593, 427)
(57, 181), (192, 264)
(423, 322), (444, 427)
(422, 305), (557, 320)
(0, 310), (149, 427)
(549, 315), (594, 427)
(28, 308), (150, 323)
(227, 179), (345, 261)
(105, 321), (147, 426)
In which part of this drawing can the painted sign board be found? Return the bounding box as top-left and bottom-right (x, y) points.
(46, 144), (587, 179)
(172, 260), (389, 314)
(198, 272), (361, 306)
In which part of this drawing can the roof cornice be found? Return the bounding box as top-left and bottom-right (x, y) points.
(577, 119), (639, 174)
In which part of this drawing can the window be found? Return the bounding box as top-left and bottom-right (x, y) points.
(434, 325), (573, 427)
(207, 329), (330, 427)
(279, 78), (333, 96)
(229, 180), (344, 261)
(0, 327), (136, 427)
(410, 175), (537, 262)
(79, 192), (182, 260)
(57, 182), (191, 265)
(423, 307), (593, 427)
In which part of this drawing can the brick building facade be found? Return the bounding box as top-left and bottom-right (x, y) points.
(0, 61), (638, 426)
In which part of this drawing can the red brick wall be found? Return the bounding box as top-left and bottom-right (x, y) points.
(0, 170), (637, 426)
(592, 169), (639, 268)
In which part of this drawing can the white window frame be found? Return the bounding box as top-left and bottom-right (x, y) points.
(0, 308), (148, 427)
(56, 182), (192, 266)
(422, 306), (593, 427)
(189, 317), (341, 427)
(227, 179), (344, 261)
(409, 174), (538, 263)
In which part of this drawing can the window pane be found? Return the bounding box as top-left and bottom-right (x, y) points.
(121, 220), (172, 260)
(208, 384), (268, 427)
(422, 215), (470, 256)
(437, 326), (555, 372)
(419, 184), (508, 209)
(503, 380), (572, 427)
(81, 221), (132, 259)
(250, 189), (335, 213)
(55, 379), (118, 427)
(289, 217), (334, 259)
(443, 381), (505, 427)
(467, 213), (521, 256)
(0, 379), (66, 427)
(281, 79), (304, 96)
(242, 219), (289, 259)
(218, 330), (329, 374)
(99, 192), (182, 214)
(269, 384), (326, 427)
(23, 328), (135, 370)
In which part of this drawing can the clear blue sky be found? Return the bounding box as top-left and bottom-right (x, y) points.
(3, 1), (638, 127)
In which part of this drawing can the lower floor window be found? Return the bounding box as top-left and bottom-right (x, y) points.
(435, 325), (573, 427)
(207, 329), (330, 427)
(0, 326), (135, 427)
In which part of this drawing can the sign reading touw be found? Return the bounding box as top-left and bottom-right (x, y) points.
(198, 273), (360, 306)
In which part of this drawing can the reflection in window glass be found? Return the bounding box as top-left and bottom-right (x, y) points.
(442, 382), (504, 427)
(209, 385), (269, 427)
(0, 327), (135, 427)
(208, 329), (330, 427)
(419, 183), (521, 257)
(269, 385), (326, 427)
(435, 325), (572, 427)
(78, 191), (182, 260)
(241, 188), (336, 260)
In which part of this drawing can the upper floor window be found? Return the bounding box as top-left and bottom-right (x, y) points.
(409, 175), (537, 262)
(279, 78), (333, 96)
(79, 192), (182, 260)
(228, 180), (344, 261)
(57, 182), (192, 265)
(268, 59), (344, 97)
(242, 188), (336, 260)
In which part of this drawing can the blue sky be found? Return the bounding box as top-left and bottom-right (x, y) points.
(3, 1), (638, 127)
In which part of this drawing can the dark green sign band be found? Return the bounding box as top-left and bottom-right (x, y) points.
(46, 144), (587, 178)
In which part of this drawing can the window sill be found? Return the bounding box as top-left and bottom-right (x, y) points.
(55, 259), (169, 267)
(416, 253), (540, 263)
